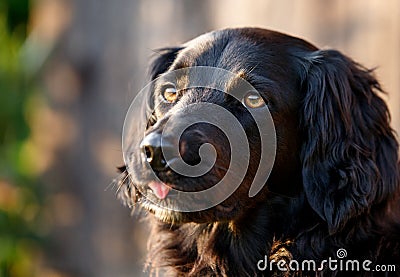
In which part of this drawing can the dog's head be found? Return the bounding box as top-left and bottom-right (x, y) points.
(118, 28), (399, 232)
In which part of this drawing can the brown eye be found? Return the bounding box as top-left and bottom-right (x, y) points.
(243, 91), (265, 108)
(161, 84), (178, 103)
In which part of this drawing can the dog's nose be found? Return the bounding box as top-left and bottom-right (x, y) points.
(140, 132), (172, 172)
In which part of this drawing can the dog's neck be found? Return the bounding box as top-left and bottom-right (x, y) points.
(145, 189), (400, 276)
(145, 194), (310, 276)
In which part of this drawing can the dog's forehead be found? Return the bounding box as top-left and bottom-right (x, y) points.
(169, 28), (316, 79)
(174, 30), (262, 72)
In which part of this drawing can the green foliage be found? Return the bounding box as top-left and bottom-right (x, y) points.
(0, 1), (45, 276)
(0, 0), (29, 37)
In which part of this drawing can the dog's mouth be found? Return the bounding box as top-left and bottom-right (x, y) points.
(124, 176), (238, 223)
(146, 180), (234, 211)
(148, 181), (171, 200)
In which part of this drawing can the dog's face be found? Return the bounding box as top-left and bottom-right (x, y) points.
(120, 28), (317, 223)
(119, 28), (398, 231)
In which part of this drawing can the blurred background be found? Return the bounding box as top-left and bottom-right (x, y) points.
(0, 0), (399, 276)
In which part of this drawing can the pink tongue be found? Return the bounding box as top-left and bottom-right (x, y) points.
(148, 181), (171, 200)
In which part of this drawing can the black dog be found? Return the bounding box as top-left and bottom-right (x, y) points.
(117, 28), (400, 276)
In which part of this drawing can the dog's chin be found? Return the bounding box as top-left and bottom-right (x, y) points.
(139, 195), (239, 224)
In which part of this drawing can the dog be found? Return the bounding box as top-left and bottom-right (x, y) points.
(116, 28), (400, 276)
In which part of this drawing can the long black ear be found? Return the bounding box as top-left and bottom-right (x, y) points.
(149, 47), (182, 80)
(145, 47), (182, 127)
(300, 50), (399, 233)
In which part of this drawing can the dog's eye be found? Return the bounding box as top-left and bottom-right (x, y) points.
(161, 84), (178, 103)
(243, 91), (265, 108)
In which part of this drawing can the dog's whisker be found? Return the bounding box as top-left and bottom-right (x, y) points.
(105, 179), (117, 192)
(115, 173), (129, 194)
(106, 170), (128, 192)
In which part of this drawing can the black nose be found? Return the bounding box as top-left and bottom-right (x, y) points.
(140, 132), (172, 172)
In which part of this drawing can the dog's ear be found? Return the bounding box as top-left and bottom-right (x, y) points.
(300, 50), (399, 234)
(149, 47), (182, 80)
(145, 47), (182, 127)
